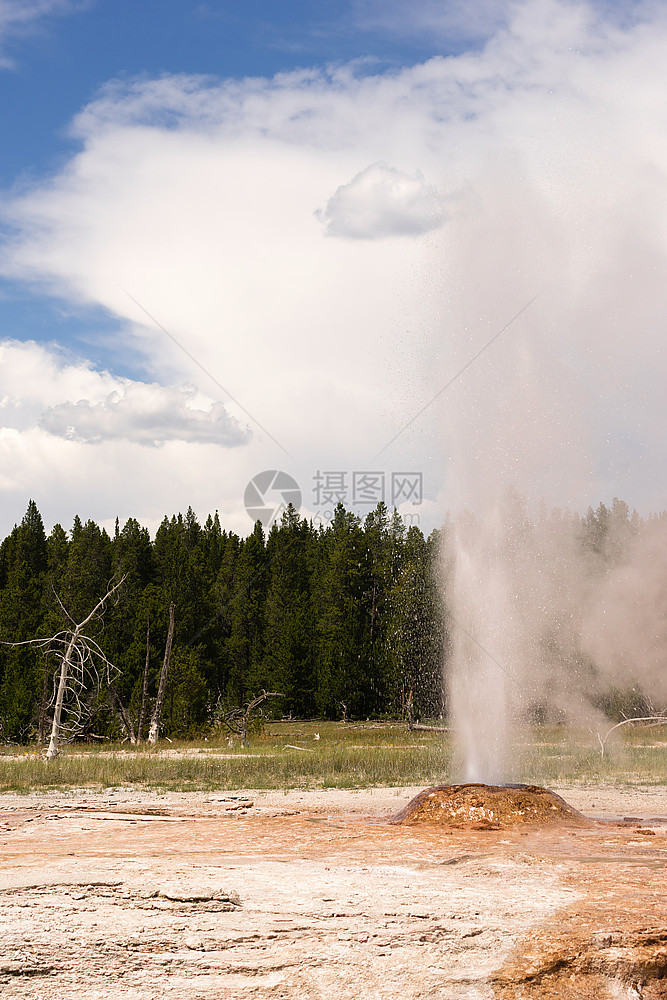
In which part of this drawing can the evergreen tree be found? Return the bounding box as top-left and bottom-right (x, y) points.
(63, 517), (113, 622)
(1, 492), (653, 741)
(387, 526), (446, 718)
(263, 505), (317, 715)
(0, 501), (48, 738)
(105, 518), (157, 727)
(359, 503), (397, 715)
(225, 521), (268, 705)
(314, 505), (370, 717)
(211, 530), (241, 700)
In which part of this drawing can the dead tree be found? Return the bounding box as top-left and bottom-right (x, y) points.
(4, 576), (126, 759)
(147, 601), (175, 745)
(406, 689), (448, 734)
(218, 691), (284, 744)
(112, 689), (136, 744)
(594, 714), (667, 758)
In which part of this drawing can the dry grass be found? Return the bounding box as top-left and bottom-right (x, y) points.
(0, 720), (664, 792)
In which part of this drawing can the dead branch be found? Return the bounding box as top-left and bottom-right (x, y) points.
(3, 575), (126, 759)
(218, 690), (284, 744)
(595, 714), (667, 758)
(52, 585), (76, 628)
(112, 689), (136, 744)
(406, 689), (448, 733)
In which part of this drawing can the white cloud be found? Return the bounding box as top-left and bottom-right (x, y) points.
(39, 383), (249, 447)
(0, 425), (258, 538)
(0, 339), (118, 426)
(317, 162), (448, 239)
(352, 0), (510, 45)
(351, 0), (652, 46)
(0, 0), (86, 67)
(2, 0), (667, 535)
(0, 339), (246, 445)
(0, 339), (251, 533)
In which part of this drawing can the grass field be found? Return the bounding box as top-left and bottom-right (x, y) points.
(0, 720), (665, 792)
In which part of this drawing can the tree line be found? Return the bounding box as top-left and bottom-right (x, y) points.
(0, 496), (661, 743)
(0, 500), (444, 742)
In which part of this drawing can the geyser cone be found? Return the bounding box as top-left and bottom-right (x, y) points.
(391, 783), (591, 830)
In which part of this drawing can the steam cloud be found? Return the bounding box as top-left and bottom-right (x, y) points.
(445, 495), (667, 782)
(580, 514), (667, 710)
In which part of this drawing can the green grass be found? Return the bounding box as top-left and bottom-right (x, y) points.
(0, 720), (664, 792)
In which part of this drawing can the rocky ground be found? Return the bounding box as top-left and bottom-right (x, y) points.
(0, 783), (665, 999)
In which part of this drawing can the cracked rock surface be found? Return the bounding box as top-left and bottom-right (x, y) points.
(0, 784), (664, 999)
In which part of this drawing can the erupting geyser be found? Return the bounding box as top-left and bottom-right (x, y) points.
(444, 493), (533, 785)
(391, 783), (591, 830)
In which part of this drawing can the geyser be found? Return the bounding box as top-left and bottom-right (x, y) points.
(442, 488), (667, 784)
(443, 491), (534, 784)
(391, 783), (591, 830)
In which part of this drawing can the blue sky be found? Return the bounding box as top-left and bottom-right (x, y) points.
(0, 0), (665, 538)
(0, 0), (479, 186)
(0, 0), (480, 371)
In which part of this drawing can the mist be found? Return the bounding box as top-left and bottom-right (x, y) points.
(444, 492), (667, 782)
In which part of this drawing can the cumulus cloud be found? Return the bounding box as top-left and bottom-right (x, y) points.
(317, 162), (448, 239)
(0, 340), (247, 447)
(0, 339), (252, 534)
(0, 339), (119, 428)
(39, 383), (249, 447)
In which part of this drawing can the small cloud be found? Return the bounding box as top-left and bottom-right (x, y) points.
(39, 382), (250, 447)
(351, 0), (509, 46)
(317, 162), (449, 239)
(0, 1), (88, 68)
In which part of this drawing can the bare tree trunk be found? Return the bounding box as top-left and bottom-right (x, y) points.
(148, 602), (175, 746)
(137, 613), (150, 742)
(4, 576), (126, 760)
(46, 633), (78, 760)
(406, 688), (415, 727)
(113, 691), (136, 744)
(217, 691), (284, 743)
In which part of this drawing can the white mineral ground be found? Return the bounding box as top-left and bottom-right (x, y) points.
(0, 783), (665, 999)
